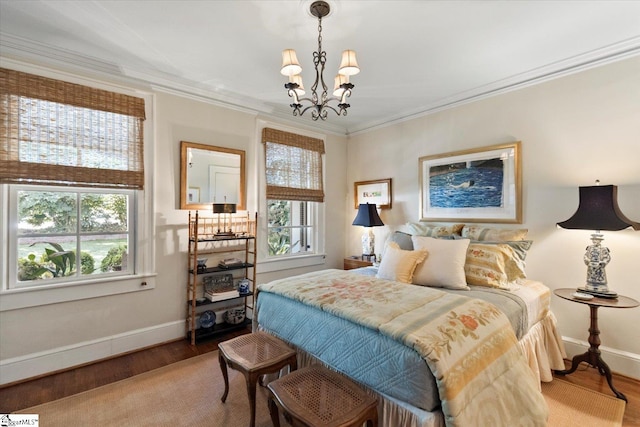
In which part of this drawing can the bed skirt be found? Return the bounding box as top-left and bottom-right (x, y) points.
(257, 309), (565, 427)
(518, 311), (566, 386)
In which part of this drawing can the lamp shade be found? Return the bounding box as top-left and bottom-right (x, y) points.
(289, 74), (305, 96)
(213, 203), (237, 214)
(352, 203), (384, 227)
(333, 74), (349, 97)
(338, 50), (360, 76)
(557, 185), (639, 231)
(281, 49), (302, 76)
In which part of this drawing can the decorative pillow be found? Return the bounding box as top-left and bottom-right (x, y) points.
(461, 225), (528, 241)
(376, 242), (428, 283)
(406, 222), (464, 238)
(464, 242), (527, 289)
(454, 236), (533, 261)
(389, 231), (414, 251)
(411, 236), (470, 290)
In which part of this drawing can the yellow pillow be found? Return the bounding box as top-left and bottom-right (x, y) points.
(461, 225), (528, 241)
(464, 243), (527, 289)
(376, 242), (427, 283)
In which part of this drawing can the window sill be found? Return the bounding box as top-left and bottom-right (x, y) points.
(0, 274), (157, 312)
(258, 254), (326, 274)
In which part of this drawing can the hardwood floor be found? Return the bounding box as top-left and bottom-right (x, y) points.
(1, 330), (639, 426)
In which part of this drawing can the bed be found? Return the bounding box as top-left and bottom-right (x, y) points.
(255, 225), (566, 427)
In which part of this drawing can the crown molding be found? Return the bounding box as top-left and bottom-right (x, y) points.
(0, 33), (347, 135)
(3, 32), (639, 138)
(346, 36), (640, 136)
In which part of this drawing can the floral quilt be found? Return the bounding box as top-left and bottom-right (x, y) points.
(259, 269), (548, 427)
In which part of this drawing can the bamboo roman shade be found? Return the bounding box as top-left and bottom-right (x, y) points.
(0, 68), (146, 189)
(262, 127), (325, 202)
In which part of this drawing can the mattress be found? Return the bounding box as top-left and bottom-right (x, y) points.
(256, 269), (551, 412)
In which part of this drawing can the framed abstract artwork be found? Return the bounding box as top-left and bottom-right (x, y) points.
(419, 142), (522, 223)
(354, 178), (392, 209)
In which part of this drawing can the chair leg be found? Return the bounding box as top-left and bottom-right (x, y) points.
(218, 352), (230, 403)
(246, 373), (258, 427)
(268, 396), (281, 427)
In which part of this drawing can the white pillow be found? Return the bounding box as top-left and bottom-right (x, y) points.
(411, 236), (470, 290)
(376, 241), (428, 283)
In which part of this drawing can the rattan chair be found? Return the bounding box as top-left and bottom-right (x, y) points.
(267, 364), (378, 427)
(218, 332), (297, 427)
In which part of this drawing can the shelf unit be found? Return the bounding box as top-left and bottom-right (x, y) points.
(187, 210), (257, 345)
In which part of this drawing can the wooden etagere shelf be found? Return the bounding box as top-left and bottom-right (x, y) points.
(186, 210), (257, 345)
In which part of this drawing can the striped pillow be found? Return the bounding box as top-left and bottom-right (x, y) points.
(461, 225), (528, 241)
(464, 242), (527, 289)
(406, 222), (464, 237)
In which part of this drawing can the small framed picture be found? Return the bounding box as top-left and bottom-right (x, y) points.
(187, 187), (200, 203)
(354, 178), (392, 209)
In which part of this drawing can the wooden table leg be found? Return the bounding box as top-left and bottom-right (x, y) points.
(555, 304), (627, 401)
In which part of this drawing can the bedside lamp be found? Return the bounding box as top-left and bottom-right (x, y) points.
(352, 203), (384, 261)
(213, 202), (237, 236)
(557, 181), (639, 298)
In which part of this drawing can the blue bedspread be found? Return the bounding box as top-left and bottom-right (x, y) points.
(257, 290), (440, 410)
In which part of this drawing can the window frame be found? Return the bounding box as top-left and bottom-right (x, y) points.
(256, 121), (326, 273)
(7, 185), (136, 290)
(0, 62), (156, 312)
(267, 199), (316, 257)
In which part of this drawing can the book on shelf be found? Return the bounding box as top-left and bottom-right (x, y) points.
(218, 258), (244, 268)
(205, 289), (240, 302)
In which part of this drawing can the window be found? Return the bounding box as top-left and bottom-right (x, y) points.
(262, 127), (324, 260)
(10, 186), (133, 288)
(0, 67), (149, 296)
(267, 200), (313, 256)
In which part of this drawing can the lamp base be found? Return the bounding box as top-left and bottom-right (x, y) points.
(361, 254), (376, 263)
(361, 229), (375, 258)
(576, 287), (618, 299)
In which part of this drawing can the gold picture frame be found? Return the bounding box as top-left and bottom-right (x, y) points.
(419, 142), (522, 223)
(354, 178), (392, 209)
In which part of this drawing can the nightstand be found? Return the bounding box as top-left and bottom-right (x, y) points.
(344, 256), (373, 270)
(554, 288), (639, 401)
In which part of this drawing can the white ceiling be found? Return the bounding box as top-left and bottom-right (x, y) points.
(1, 0), (639, 135)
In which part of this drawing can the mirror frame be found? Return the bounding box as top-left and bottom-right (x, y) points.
(180, 140), (246, 210)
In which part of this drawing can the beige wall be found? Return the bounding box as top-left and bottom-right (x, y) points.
(0, 87), (347, 382)
(1, 56), (637, 382)
(346, 56), (640, 375)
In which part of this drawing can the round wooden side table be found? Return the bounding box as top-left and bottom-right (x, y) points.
(554, 288), (639, 401)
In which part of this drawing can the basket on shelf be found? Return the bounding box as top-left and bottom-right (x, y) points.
(203, 274), (235, 293)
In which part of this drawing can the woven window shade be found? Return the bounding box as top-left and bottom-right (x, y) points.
(0, 68), (146, 189)
(262, 128), (324, 202)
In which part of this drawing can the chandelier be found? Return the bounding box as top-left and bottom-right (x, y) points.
(280, 1), (360, 121)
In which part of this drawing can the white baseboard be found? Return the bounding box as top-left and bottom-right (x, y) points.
(3, 328), (638, 386)
(563, 337), (640, 380)
(0, 321), (184, 385)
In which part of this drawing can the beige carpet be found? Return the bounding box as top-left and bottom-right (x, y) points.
(542, 379), (625, 427)
(17, 352), (625, 427)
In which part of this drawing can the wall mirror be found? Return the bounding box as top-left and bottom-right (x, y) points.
(180, 141), (246, 210)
